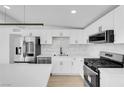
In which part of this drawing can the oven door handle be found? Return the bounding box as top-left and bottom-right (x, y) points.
(84, 64), (98, 75)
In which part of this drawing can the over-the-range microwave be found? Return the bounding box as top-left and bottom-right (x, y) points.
(89, 30), (114, 43)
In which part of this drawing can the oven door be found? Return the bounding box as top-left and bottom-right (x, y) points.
(83, 64), (99, 87)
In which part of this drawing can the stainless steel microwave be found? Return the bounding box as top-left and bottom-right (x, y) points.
(89, 30), (114, 43)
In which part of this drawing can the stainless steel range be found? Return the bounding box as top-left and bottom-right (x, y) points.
(84, 51), (124, 87)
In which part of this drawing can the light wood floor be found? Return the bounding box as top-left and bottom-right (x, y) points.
(47, 75), (84, 87)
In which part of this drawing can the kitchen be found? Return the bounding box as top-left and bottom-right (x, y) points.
(1, 5), (124, 87)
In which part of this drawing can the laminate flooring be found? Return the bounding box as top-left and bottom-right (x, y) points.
(47, 75), (84, 87)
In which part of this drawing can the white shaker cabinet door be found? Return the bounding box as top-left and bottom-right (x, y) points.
(52, 58), (62, 74)
(51, 57), (72, 75)
(61, 58), (71, 74)
(114, 6), (124, 43)
(51, 57), (83, 75)
(71, 58), (83, 75)
(40, 30), (52, 44)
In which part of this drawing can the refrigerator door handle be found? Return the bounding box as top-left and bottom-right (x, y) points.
(23, 41), (26, 58)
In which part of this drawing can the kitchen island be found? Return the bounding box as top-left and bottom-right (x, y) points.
(0, 64), (52, 87)
(99, 68), (124, 87)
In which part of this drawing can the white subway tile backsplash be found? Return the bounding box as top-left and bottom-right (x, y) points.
(86, 44), (124, 57)
(41, 37), (124, 57)
(41, 37), (88, 56)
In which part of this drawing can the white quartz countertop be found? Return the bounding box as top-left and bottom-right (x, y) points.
(37, 54), (90, 58)
(98, 68), (124, 87)
(0, 64), (52, 87)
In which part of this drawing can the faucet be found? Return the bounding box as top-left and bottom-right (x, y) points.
(60, 47), (63, 55)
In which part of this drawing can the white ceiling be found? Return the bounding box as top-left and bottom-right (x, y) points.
(0, 5), (118, 29)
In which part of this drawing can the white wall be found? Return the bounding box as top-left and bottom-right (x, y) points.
(0, 11), (20, 64)
(0, 13), (4, 22)
(0, 27), (11, 64)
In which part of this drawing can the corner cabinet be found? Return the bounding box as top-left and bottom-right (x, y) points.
(114, 6), (124, 44)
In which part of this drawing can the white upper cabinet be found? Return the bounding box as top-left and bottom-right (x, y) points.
(70, 30), (87, 44)
(52, 30), (85, 45)
(114, 6), (124, 43)
(40, 29), (87, 45)
(40, 30), (52, 44)
(41, 30), (71, 44)
(98, 10), (114, 31)
(85, 6), (124, 44)
(52, 30), (70, 37)
(12, 29), (88, 45)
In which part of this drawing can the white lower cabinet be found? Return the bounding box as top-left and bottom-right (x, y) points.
(60, 58), (71, 74)
(52, 57), (83, 75)
(71, 58), (83, 75)
(52, 57), (71, 75)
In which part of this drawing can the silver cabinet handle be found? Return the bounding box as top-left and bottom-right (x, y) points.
(60, 61), (63, 65)
(23, 41), (26, 57)
(72, 62), (73, 66)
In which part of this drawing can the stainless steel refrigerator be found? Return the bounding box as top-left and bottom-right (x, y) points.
(13, 35), (41, 63)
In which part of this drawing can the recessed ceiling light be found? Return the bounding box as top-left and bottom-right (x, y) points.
(71, 10), (77, 14)
(3, 5), (11, 10)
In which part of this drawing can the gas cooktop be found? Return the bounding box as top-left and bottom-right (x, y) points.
(84, 58), (123, 72)
(84, 51), (124, 87)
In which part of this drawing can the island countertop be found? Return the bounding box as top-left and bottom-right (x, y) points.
(0, 64), (52, 87)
